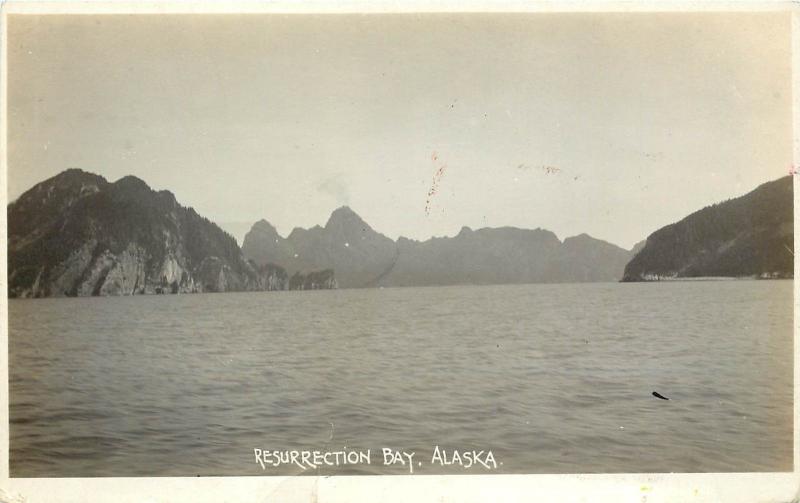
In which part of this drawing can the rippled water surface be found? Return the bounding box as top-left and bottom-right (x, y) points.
(9, 281), (793, 476)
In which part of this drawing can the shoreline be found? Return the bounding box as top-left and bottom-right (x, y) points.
(7, 276), (793, 300)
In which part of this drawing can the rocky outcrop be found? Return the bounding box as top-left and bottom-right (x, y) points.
(243, 209), (636, 287)
(622, 176), (793, 281)
(289, 269), (337, 290)
(7, 169), (299, 298)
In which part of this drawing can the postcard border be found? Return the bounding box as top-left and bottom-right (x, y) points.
(0, 1), (797, 502)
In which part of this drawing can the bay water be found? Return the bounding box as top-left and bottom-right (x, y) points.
(9, 281), (793, 476)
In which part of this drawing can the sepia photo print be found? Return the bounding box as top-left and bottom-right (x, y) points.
(1, 4), (797, 501)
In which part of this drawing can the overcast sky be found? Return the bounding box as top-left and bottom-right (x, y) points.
(7, 13), (792, 248)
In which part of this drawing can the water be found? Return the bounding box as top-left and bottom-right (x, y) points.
(9, 281), (793, 476)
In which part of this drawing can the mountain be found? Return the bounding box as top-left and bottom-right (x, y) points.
(622, 176), (793, 281)
(380, 228), (632, 286)
(629, 240), (647, 256)
(242, 206), (397, 288)
(243, 209), (635, 287)
(556, 233), (637, 283)
(385, 227), (553, 286)
(7, 169), (296, 298)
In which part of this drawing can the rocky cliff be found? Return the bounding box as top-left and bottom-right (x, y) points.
(7, 169), (303, 298)
(289, 269), (338, 290)
(622, 176), (793, 281)
(243, 207), (636, 287)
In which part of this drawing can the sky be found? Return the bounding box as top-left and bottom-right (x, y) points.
(6, 13), (792, 249)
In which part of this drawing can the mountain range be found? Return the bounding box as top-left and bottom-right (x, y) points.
(7, 169), (331, 298)
(241, 207), (637, 288)
(6, 169), (794, 298)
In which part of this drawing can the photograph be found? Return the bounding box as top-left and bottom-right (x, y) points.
(2, 4), (796, 499)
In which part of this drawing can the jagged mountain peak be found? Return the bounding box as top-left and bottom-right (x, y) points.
(326, 206), (369, 229)
(55, 167), (107, 183)
(13, 168), (107, 203)
(113, 175), (151, 190)
(251, 219), (282, 237)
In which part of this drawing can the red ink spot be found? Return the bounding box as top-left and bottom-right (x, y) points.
(425, 156), (447, 216)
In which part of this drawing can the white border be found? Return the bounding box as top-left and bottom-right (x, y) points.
(0, 2), (797, 502)
(0, 0), (798, 13)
